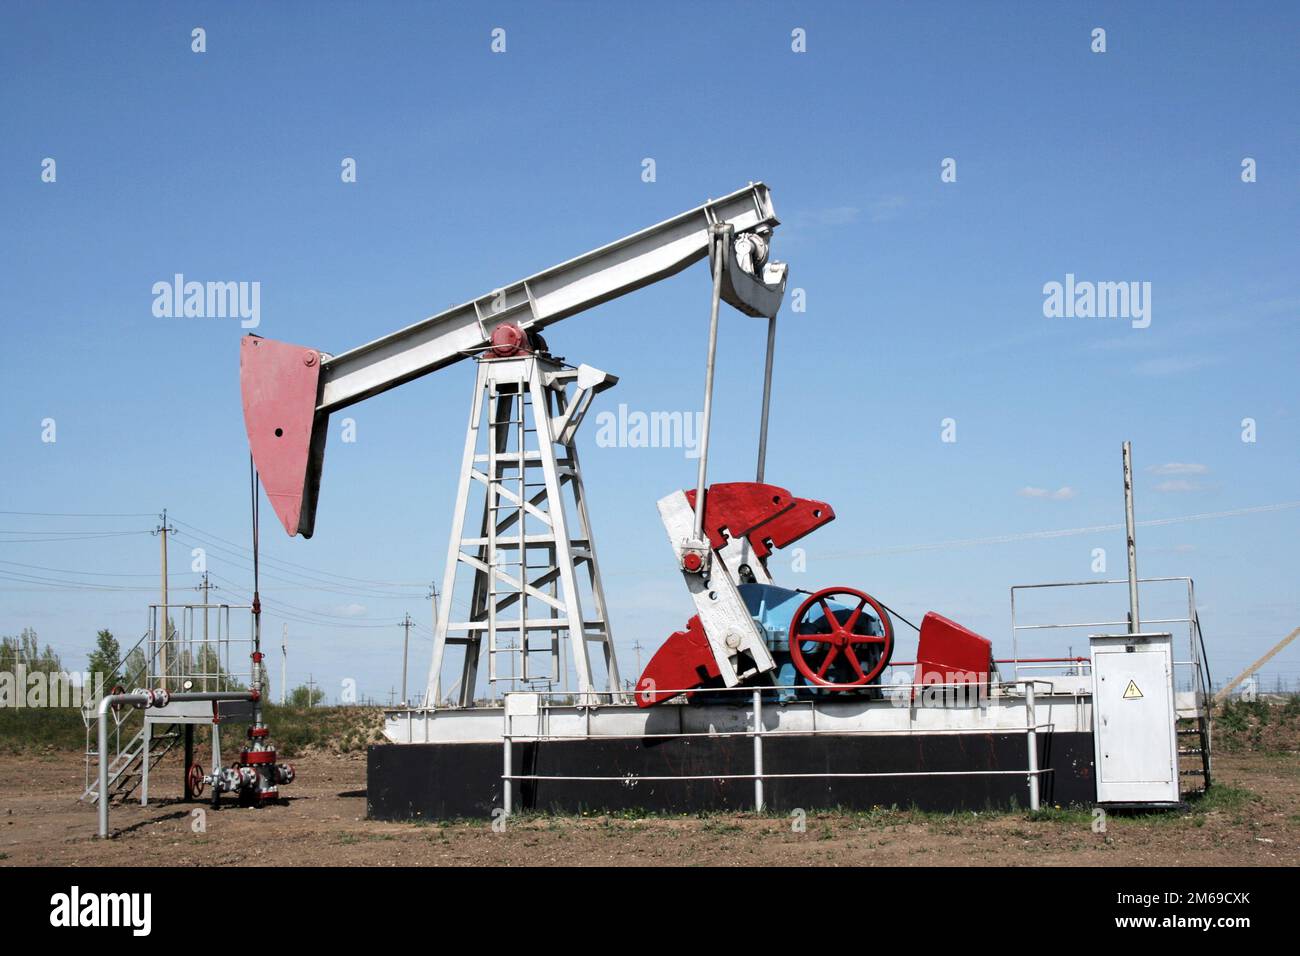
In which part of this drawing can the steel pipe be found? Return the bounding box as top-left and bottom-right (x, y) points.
(692, 225), (730, 542)
(755, 313), (778, 483)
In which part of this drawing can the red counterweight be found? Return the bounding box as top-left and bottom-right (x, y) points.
(635, 616), (719, 706)
(240, 336), (327, 538)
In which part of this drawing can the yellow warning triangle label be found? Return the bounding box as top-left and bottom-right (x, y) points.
(1122, 680), (1143, 700)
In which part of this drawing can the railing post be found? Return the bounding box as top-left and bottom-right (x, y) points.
(752, 688), (764, 812)
(1025, 682), (1040, 811)
(502, 708), (513, 818)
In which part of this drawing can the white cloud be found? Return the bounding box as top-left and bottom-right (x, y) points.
(869, 194), (907, 223)
(1134, 355), (1217, 376)
(1149, 462), (1208, 476)
(814, 205), (861, 226)
(334, 602), (367, 617)
(1154, 479), (1202, 493)
(1017, 486), (1077, 500)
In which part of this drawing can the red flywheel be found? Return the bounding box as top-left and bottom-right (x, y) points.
(787, 586), (894, 688)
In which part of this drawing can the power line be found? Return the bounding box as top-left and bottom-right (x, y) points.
(0, 510), (157, 518)
(0, 558), (183, 578)
(0, 531), (151, 543)
(168, 529), (426, 600)
(171, 517), (428, 587)
(816, 500), (1300, 561)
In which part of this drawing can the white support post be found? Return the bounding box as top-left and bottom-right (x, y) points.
(502, 709), (513, 818)
(1025, 682), (1040, 812)
(753, 688), (764, 812)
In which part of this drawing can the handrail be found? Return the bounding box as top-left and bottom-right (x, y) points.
(496, 679), (1060, 815)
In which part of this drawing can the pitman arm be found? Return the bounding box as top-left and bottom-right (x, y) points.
(240, 183), (787, 538)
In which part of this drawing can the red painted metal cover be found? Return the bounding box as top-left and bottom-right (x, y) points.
(684, 482), (835, 557)
(240, 336), (327, 538)
(635, 615), (719, 707)
(915, 612), (993, 688)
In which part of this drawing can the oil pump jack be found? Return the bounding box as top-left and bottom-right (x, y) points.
(240, 183), (993, 723)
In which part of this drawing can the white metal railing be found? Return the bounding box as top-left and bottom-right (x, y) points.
(146, 603), (255, 692)
(1010, 577), (1213, 793)
(499, 679), (1059, 815)
(1010, 577), (1210, 699)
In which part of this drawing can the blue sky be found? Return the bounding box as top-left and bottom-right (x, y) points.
(1, 1), (1297, 703)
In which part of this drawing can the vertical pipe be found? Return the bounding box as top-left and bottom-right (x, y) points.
(1122, 441), (1140, 634)
(755, 314), (778, 483)
(692, 226), (729, 541)
(1025, 682), (1040, 812)
(97, 704), (110, 837)
(752, 688), (764, 812)
(183, 724), (195, 800)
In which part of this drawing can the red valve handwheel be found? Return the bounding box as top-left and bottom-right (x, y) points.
(187, 762), (206, 797)
(787, 587), (894, 688)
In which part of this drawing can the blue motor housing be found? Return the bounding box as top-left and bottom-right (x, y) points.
(730, 583), (888, 702)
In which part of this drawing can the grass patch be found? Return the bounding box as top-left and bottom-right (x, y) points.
(1187, 784), (1255, 814)
(250, 705), (386, 757)
(0, 703), (386, 756)
(1024, 806), (1094, 825)
(0, 706), (87, 752)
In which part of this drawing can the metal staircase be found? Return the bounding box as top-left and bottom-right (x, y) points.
(1177, 714), (1212, 794)
(1177, 609), (1214, 796)
(82, 723), (181, 804)
(81, 605), (254, 805)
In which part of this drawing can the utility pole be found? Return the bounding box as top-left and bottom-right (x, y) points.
(280, 623), (288, 705)
(192, 572), (218, 690)
(304, 673), (318, 708)
(1122, 442), (1140, 634)
(399, 613), (413, 705)
(427, 582), (439, 706)
(632, 640), (644, 677)
(153, 510), (176, 689)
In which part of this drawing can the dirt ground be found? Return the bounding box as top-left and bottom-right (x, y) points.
(0, 747), (1295, 866)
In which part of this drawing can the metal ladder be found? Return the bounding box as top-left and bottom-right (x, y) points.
(1177, 610), (1214, 795)
(1177, 712), (1213, 794)
(81, 723), (181, 804)
(79, 625), (179, 805)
